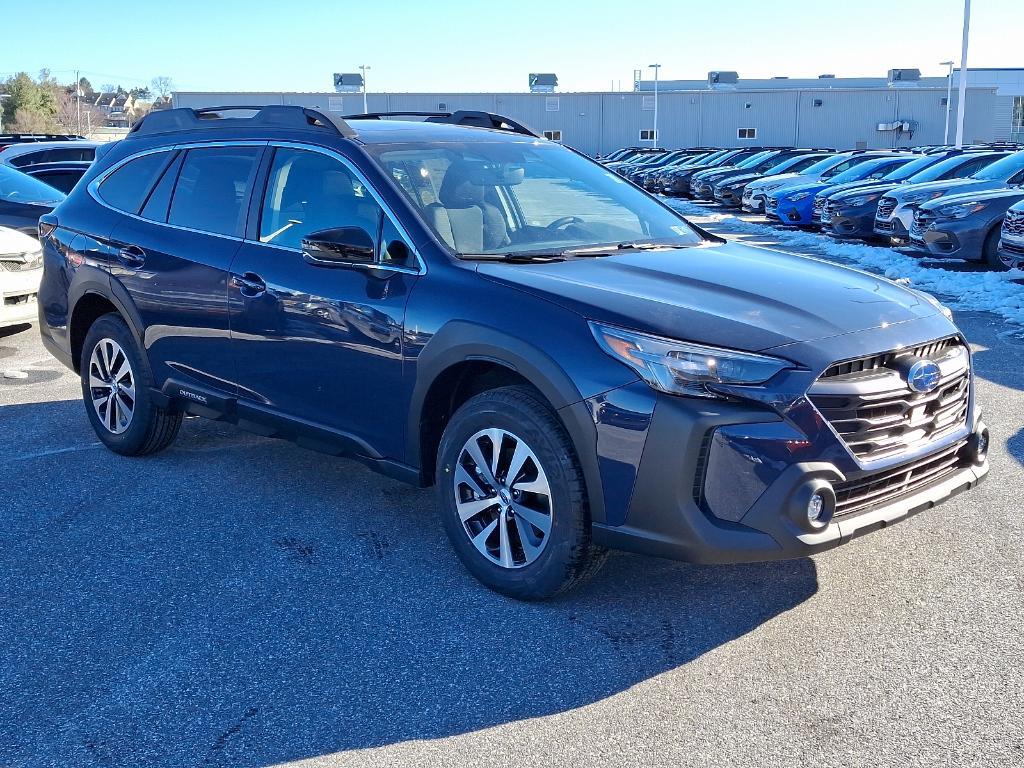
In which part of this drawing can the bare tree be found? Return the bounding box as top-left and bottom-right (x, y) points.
(151, 76), (174, 100)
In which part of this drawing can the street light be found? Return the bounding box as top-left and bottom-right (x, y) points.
(358, 64), (371, 114)
(940, 61), (955, 145)
(648, 63), (661, 148)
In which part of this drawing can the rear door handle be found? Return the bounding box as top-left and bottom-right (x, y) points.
(118, 245), (146, 269)
(231, 272), (267, 297)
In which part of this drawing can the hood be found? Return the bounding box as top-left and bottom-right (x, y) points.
(778, 180), (828, 198)
(746, 173), (808, 192)
(693, 165), (740, 181)
(474, 241), (943, 353)
(0, 225), (41, 254)
(920, 186), (1024, 212)
(888, 178), (1003, 202)
(828, 180), (900, 202)
(718, 172), (762, 187)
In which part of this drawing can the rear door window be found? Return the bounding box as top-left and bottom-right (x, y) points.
(27, 169), (83, 194)
(97, 151), (171, 214)
(168, 146), (261, 237)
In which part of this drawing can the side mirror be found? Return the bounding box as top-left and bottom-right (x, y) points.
(301, 227), (375, 266)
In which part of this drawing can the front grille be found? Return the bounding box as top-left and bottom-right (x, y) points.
(812, 198), (826, 222)
(766, 196), (779, 214)
(692, 430), (714, 507)
(4, 292), (37, 306)
(1002, 240), (1024, 256)
(910, 209), (934, 240)
(0, 256), (42, 272)
(876, 220), (895, 233)
(821, 201), (835, 224)
(1003, 209), (1024, 237)
(833, 440), (970, 517)
(810, 339), (970, 462)
(877, 196), (898, 219)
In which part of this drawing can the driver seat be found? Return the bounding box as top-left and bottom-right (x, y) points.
(425, 161), (510, 252)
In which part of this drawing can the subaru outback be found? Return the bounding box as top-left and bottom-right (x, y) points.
(37, 106), (989, 599)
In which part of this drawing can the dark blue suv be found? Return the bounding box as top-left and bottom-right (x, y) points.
(37, 106), (990, 599)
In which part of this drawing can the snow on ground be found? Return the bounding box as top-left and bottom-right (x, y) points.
(664, 198), (1024, 334)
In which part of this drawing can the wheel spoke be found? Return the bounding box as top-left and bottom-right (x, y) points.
(464, 437), (498, 488)
(482, 428), (505, 479)
(513, 514), (543, 561)
(512, 502), (552, 535)
(455, 495), (499, 523)
(497, 516), (513, 568)
(113, 357), (132, 385)
(116, 392), (134, 421)
(89, 372), (107, 391)
(93, 393), (110, 410)
(454, 463), (490, 499)
(505, 440), (531, 486)
(470, 518), (498, 551)
(107, 391), (118, 431)
(511, 477), (548, 495)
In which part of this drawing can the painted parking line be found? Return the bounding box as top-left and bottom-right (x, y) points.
(12, 442), (103, 461)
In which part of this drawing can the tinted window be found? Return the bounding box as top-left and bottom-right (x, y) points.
(974, 151), (1024, 181)
(141, 152), (183, 222)
(259, 147), (382, 250)
(168, 147), (260, 236)
(98, 152), (170, 214)
(27, 169), (83, 194)
(0, 164), (65, 204)
(10, 146), (95, 167)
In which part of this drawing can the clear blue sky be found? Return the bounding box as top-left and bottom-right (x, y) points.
(4, 0), (1022, 93)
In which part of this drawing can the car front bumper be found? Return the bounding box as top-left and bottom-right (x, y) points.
(997, 236), (1024, 268)
(826, 206), (878, 238)
(584, 374), (988, 565)
(0, 267), (42, 328)
(906, 218), (989, 260)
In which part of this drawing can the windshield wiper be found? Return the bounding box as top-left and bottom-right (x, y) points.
(561, 240), (688, 256)
(460, 251), (567, 262)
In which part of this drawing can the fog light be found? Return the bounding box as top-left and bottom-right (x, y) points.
(968, 426), (989, 465)
(807, 493), (826, 527)
(791, 481), (836, 532)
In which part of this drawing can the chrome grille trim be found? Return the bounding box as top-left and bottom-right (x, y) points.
(1002, 209), (1024, 237)
(876, 196), (898, 219)
(809, 340), (970, 462)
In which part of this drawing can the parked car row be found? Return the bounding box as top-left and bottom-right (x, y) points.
(599, 142), (1024, 271)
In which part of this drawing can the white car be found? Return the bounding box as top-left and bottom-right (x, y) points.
(0, 225), (42, 330)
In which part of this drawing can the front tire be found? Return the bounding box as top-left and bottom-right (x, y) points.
(81, 314), (182, 456)
(982, 227), (1007, 271)
(436, 385), (607, 599)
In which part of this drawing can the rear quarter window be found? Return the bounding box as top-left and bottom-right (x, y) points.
(97, 151), (172, 214)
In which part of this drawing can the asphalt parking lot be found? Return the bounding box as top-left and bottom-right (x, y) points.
(2, 238), (1023, 766)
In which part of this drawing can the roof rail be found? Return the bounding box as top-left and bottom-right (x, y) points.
(347, 110), (540, 138)
(128, 105), (357, 139)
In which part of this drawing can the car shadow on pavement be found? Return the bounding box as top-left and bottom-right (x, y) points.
(0, 402), (819, 767)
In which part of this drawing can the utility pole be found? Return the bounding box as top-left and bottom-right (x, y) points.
(954, 0), (971, 148)
(359, 64), (371, 114)
(75, 69), (82, 136)
(648, 63), (661, 148)
(941, 61), (954, 145)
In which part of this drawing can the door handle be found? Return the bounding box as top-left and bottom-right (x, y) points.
(118, 245), (146, 268)
(231, 271), (267, 297)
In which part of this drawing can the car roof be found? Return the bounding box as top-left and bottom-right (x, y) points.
(0, 140), (99, 157)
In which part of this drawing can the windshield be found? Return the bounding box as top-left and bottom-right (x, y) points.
(370, 141), (703, 257)
(735, 151), (777, 169)
(882, 155), (937, 181)
(829, 157), (911, 184)
(973, 151), (1024, 181)
(799, 154), (843, 176)
(0, 164), (66, 205)
(766, 154), (823, 174)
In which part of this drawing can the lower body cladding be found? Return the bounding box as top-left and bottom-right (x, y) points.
(583, 382), (989, 565)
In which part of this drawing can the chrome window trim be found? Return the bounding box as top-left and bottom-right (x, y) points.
(87, 140), (426, 275)
(87, 141), (269, 243)
(263, 141), (426, 275)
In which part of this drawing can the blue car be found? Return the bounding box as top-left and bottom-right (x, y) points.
(766, 155), (918, 226)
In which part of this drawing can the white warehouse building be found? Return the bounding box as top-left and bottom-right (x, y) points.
(173, 68), (1024, 157)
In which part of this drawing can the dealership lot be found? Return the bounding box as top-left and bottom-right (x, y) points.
(2, 225), (1023, 767)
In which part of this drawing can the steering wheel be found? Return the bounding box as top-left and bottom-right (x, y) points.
(546, 216), (584, 230)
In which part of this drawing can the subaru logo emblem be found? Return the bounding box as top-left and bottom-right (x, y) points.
(907, 360), (942, 393)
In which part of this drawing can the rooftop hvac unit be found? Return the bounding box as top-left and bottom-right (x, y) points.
(333, 73), (363, 93)
(529, 73), (558, 93)
(888, 68), (922, 86)
(708, 71), (739, 89)
(818, 74), (836, 79)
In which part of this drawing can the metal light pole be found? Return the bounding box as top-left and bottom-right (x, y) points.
(954, 0), (971, 148)
(941, 61), (954, 145)
(75, 69), (82, 136)
(648, 63), (661, 148)
(359, 64), (371, 114)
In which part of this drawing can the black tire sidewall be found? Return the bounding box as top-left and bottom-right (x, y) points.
(984, 227), (1007, 270)
(437, 388), (589, 599)
(80, 315), (161, 455)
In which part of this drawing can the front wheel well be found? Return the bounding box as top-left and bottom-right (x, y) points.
(69, 294), (121, 372)
(418, 361), (539, 485)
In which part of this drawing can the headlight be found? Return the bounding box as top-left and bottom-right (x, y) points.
(935, 201), (986, 219)
(788, 191), (814, 202)
(846, 193), (882, 207)
(590, 322), (793, 398)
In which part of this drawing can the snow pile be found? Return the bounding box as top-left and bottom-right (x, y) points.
(665, 198), (1024, 331)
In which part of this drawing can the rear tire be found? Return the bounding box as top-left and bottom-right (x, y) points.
(81, 314), (182, 456)
(436, 385), (608, 599)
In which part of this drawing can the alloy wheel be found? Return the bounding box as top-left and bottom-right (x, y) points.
(88, 338), (136, 434)
(453, 428), (553, 569)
